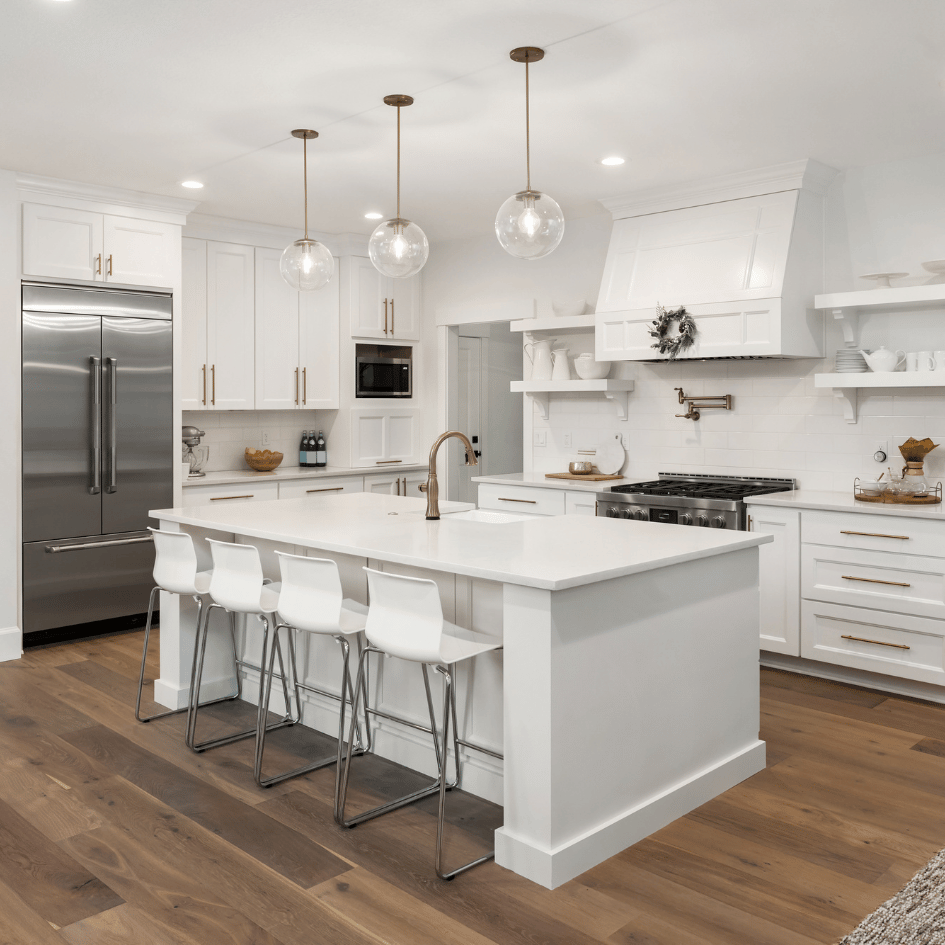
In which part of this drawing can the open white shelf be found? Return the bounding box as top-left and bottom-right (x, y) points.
(511, 379), (634, 420)
(814, 371), (945, 424)
(815, 285), (945, 346)
(510, 313), (597, 333)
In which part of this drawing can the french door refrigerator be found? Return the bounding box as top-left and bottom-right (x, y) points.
(22, 283), (173, 645)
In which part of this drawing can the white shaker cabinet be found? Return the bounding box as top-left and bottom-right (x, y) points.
(747, 504), (800, 656)
(350, 406), (420, 468)
(181, 238), (208, 410)
(364, 470), (427, 497)
(23, 203), (178, 288)
(344, 255), (420, 341)
(254, 248), (340, 411)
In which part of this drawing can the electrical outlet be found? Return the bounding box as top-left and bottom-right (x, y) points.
(261, 430), (270, 446)
(563, 432), (572, 448)
(620, 433), (629, 448)
(533, 430), (547, 447)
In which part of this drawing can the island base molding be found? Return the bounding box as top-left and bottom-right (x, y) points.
(495, 740), (765, 888)
(0, 626), (22, 663)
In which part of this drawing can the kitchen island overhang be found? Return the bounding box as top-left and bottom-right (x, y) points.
(150, 492), (771, 888)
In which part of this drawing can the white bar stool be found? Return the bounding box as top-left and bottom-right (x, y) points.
(187, 538), (296, 754)
(135, 527), (240, 724)
(336, 566), (503, 880)
(253, 552), (372, 790)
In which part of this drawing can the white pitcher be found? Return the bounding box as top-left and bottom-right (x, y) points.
(524, 337), (555, 380)
(551, 347), (571, 380)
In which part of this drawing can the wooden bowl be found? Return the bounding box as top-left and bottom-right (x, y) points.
(244, 448), (283, 472)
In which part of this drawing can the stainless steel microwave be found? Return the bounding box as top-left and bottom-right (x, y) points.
(355, 347), (412, 398)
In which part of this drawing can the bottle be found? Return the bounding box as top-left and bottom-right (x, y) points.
(306, 430), (317, 467)
(315, 430), (327, 468)
(299, 431), (309, 468)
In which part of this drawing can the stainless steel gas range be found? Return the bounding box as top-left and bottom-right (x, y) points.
(595, 472), (796, 530)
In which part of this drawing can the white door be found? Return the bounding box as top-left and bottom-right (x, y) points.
(206, 240), (255, 410)
(389, 273), (420, 340)
(298, 259), (340, 409)
(22, 203), (103, 281)
(363, 472), (400, 495)
(350, 407), (420, 468)
(750, 505), (801, 656)
(254, 247), (300, 410)
(104, 215), (178, 288)
(454, 336), (482, 504)
(181, 238), (208, 410)
(347, 256), (387, 338)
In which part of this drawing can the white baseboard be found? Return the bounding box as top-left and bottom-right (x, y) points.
(153, 674), (238, 710)
(495, 740), (766, 889)
(0, 626), (22, 663)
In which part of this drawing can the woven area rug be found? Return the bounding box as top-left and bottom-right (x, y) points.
(838, 848), (945, 944)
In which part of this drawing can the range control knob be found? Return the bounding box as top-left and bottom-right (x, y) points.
(710, 516), (727, 529)
(679, 513), (693, 526)
(696, 514), (709, 527)
(620, 508), (634, 519)
(632, 509), (648, 521)
(605, 506), (621, 518)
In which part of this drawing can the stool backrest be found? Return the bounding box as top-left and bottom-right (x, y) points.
(363, 567), (445, 663)
(149, 527), (200, 595)
(275, 552), (343, 633)
(206, 539), (265, 613)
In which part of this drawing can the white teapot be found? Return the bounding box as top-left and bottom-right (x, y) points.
(860, 346), (904, 373)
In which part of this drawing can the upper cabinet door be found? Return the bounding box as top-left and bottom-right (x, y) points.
(389, 272), (420, 340)
(103, 216), (178, 288)
(298, 259), (340, 409)
(254, 247), (301, 410)
(347, 255), (387, 338)
(181, 238), (208, 410)
(206, 241), (255, 410)
(22, 203), (104, 281)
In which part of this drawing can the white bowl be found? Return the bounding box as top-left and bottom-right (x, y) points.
(552, 299), (586, 318)
(573, 354), (611, 380)
(858, 480), (883, 495)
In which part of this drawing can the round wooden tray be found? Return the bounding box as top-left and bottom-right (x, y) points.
(854, 492), (942, 505)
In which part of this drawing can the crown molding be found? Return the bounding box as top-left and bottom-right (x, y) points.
(16, 173), (198, 224)
(184, 212), (369, 256)
(599, 159), (840, 220)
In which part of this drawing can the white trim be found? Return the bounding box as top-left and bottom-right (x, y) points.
(16, 173), (198, 225)
(153, 673), (236, 710)
(0, 627), (22, 663)
(436, 297), (536, 327)
(600, 159), (839, 220)
(495, 741), (765, 888)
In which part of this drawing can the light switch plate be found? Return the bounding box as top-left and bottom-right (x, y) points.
(533, 431), (547, 447)
(563, 432), (572, 448)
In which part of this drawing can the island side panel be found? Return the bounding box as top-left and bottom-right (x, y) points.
(496, 546), (765, 889)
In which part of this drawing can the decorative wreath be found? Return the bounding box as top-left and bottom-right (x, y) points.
(648, 303), (697, 360)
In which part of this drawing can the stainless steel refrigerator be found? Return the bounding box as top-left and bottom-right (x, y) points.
(22, 283), (173, 645)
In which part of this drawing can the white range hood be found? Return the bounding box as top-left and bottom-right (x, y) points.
(595, 160), (838, 360)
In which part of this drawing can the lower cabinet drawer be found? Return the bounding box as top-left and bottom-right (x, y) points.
(801, 598), (945, 686)
(802, 544), (945, 621)
(478, 483), (565, 516)
(182, 481), (279, 504)
(278, 477), (363, 500)
(565, 491), (598, 516)
(802, 509), (945, 560)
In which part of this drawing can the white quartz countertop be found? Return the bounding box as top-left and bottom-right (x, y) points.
(471, 472), (624, 494)
(745, 489), (945, 521)
(151, 492), (770, 591)
(183, 464), (427, 488)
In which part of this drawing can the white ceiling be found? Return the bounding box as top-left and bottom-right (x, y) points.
(5, 0), (945, 241)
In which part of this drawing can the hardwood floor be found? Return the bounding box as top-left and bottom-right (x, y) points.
(2, 632), (945, 944)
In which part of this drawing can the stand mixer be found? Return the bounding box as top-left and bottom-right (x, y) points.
(182, 426), (209, 478)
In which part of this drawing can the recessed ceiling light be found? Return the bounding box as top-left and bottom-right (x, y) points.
(600, 156), (625, 166)
(181, 180), (204, 189)
(364, 212), (383, 220)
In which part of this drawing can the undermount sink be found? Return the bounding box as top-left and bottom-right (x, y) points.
(442, 509), (531, 524)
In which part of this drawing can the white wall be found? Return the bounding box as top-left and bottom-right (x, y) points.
(425, 154), (945, 491)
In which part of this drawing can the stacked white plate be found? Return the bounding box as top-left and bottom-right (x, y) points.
(835, 348), (868, 372)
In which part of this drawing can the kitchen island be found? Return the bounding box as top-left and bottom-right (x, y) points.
(151, 491), (772, 888)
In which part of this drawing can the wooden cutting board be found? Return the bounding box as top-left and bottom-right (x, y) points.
(544, 472), (624, 482)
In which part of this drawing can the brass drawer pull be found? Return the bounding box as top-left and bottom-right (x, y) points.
(498, 497), (537, 504)
(295, 367), (299, 405)
(306, 487), (343, 493)
(841, 575), (911, 588)
(210, 494), (253, 501)
(841, 530), (910, 540)
(202, 364), (207, 405)
(303, 367), (307, 404)
(376, 459), (402, 465)
(107, 254), (113, 276)
(384, 298), (388, 334)
(841, 634), (910, 651)
(577, 450), (596, 455)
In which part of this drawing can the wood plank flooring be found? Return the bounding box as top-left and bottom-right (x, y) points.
(2, 633), (945, 944)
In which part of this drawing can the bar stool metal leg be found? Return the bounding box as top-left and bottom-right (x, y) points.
(135, 586), (186, 723)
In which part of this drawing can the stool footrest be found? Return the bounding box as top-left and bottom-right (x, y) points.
(339, 779), (446, 828)
(191, 716), (293, 754)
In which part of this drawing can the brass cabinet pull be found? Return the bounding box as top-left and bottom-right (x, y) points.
(401, 477), (406, 494)
(302, 367), (307, 404)
(211, 364), (216, 405)
(390, 298), (395, 334)
(306, 487), (343, 493)
(95, 253), (102, 275)
(107, 254), (113, 276)
(841, 575), (912, 588)
(295, 367), (299, 405)
(383, 298), (388, 334)
(202, 364), (207, 405)
(376, 459), (402, 465)
(210, 494), (253, 501)
(748, 515), (753, 531)
(841, 634), (910, 651)
(498, 497), (537, 504)
(577, 450), (596, 455)
(841, 530), (910, 540)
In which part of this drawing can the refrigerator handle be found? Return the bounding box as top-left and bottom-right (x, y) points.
(89, 356), (101, 495)
(105, 357), (118, 493)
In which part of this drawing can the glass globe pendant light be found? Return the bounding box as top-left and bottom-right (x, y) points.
(280, 129), (334, 291)
(495, 47), (565, 260)
(368, 95), (429, 279)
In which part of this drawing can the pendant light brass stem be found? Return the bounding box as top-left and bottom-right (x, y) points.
(383, 95), (413, 223)
(290, 129), (319, 241)
(509, 47), (544, 192)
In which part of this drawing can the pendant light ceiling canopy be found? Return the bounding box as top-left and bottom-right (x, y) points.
(280, 129), (334, 291)
(368, 94), (429, 279)
(495, 46), (565, 260)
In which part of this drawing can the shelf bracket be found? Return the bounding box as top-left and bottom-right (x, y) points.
(603, 390), (630, 421)
(833, 386), (858, 424)
(832, 308), (858, 348)
(528, 392), (550, 421)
